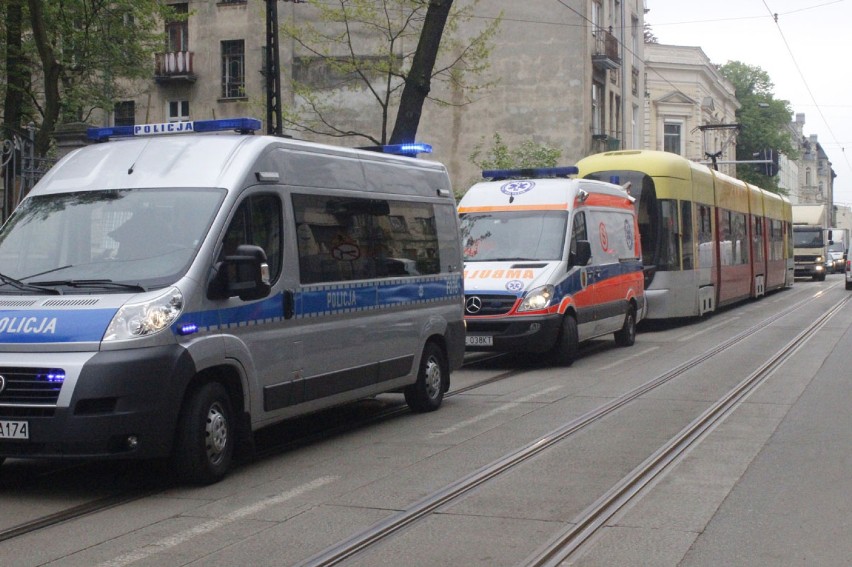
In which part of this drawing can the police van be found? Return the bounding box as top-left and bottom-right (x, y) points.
(0, 118), (465, 483)
(459, 167), (645, 365)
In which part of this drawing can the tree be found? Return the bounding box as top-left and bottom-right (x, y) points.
(280, 0), (500, 146)
(468, 132), (562, 183)
(719, 61), (797, 193)
(1, 1), (171, 156)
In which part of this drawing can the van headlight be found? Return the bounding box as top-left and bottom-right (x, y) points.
(103, 287), (184, 341)
(517, 285), (555, 312)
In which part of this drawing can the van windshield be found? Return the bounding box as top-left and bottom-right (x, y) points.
(0, 188), (225, 293)
(460, 210), (567, 261)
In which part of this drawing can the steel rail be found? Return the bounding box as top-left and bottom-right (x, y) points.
(294, 288), (835, 567)
(524, 293), (852, 567)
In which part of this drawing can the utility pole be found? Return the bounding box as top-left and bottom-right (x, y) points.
(265, 0), (284, 136)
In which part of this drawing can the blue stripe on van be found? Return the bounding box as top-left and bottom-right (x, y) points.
(176, 274), (464, 334)
(0, 308), (117, 343)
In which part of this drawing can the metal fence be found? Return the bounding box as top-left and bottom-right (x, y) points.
(1, 126), (56, 221)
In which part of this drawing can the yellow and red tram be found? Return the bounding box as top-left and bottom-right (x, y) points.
(578, 150), (792, 319)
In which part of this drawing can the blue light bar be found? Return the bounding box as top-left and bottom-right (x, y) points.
(380, 143), (433, 156)
(482, 166), (579, 180)
(87, 117), (262, 142)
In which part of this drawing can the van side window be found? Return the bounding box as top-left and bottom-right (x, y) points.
(222, 194), (282, 282)
(292, 193), (440, 284)
(570, 211), (587, 258)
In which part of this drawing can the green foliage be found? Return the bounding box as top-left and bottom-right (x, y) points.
(280, 0), (501, 145)
(719, 61), (797, 193)
(1, 0), (170, 154)
(469, 133), (562, 171)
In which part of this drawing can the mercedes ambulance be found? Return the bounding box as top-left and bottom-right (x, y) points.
(0, 118), (465, 483)
(459, 167), (645, 365)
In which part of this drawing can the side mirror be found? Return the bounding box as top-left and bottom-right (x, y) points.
(208, 244), (271, 301)
(570, 240), (592, 267)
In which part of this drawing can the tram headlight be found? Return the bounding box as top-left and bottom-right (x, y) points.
(104, 287), (184, 341)
(518, 285), (555, 312)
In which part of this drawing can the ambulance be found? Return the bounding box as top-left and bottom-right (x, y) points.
(458, 167), (645, 365)
(0, 118), (465, 483)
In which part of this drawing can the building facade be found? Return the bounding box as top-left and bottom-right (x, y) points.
(643, 43), (739, 177)
(99, 0), (647, 190)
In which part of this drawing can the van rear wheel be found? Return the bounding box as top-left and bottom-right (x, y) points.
(173, 382), (234, 485)
(551, 314), (579, 366)
(405, 342), (447, 413)
(614, 305), (637, 347)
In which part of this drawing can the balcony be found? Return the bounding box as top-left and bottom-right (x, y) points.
(592, 28), (621, 70)
(155, 51), (197, 84)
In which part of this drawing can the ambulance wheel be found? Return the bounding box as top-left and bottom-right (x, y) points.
(614, 305), (637, 347)
(173, 382), (234, 485)
(405, 342), (447, 413)
(551, 314), (579, 366)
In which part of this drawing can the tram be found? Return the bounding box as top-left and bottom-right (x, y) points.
(577, 150), (793, 319)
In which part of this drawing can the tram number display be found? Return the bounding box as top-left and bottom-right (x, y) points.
(0, 420), (29, 440)
(466, 335), (493, 346)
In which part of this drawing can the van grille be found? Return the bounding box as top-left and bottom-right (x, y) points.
(465, 294), (517, 316)
(0, 367), (65, 405)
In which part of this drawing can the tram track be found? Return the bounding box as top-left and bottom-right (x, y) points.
(0, 285), (838, 551)
(294, 288), (848, 567)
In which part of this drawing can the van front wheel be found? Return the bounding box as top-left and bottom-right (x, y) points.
(173, 382), (234, 485)
(614, 305), (637, 347)
(551, 314), (579, 366)
(405, 342), (447, 413)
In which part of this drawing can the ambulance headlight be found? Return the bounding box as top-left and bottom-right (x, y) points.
(518, 285), (555, 312)
(104, 287), (184, 341)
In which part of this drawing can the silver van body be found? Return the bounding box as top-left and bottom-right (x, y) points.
(0, 126), (464, 483)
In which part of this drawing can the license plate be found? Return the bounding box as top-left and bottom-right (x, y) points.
(0, 420), (29, 440)
(466, 335), (493, 346)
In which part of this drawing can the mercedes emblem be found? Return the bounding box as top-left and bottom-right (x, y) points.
(465, 296), (482, 314)
(0, 375), (5, 395)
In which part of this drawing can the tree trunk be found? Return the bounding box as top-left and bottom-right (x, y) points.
(3, 0), (25, 135)
(27, 0), (62, 157)
(389, 0), (452, 145)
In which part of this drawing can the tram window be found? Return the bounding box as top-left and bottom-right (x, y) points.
(720, 210), (732, 266)
(697, 205), (713, 269)
(659, 199), (680, 271)
(681, 201), (693, 270)
(734, 212), (749, 265)
(753, 217), (764, 262)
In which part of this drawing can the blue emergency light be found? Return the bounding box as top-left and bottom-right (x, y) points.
(359, 142), (433, 157)
(482, 166), (579, 180)
(87, 117), (262, 142)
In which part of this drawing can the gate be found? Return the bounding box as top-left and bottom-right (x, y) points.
(1, 126), (56, 221)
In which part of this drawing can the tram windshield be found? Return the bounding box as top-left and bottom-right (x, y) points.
(460, 210), (568, 261)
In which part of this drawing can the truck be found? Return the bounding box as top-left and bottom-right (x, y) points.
(826, 227), (849, 273)
(792, 204), (830, 281)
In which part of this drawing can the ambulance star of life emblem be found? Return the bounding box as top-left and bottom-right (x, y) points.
(0, 375), (5, 395)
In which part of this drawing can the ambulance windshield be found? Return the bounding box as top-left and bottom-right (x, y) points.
(460, 210), (567, 261)
(0, 187), (225, 293)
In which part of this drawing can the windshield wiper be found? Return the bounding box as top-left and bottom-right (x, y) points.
(27, 279), (147, 292)
(0, 272), (62, 295)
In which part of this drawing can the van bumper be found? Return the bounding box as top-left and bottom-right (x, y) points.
(0, 345), (195, 461)
(464, 314), (562, 353)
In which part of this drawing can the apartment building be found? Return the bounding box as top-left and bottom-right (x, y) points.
(643, 43), (739, 177)
(105, 0), (646, 188)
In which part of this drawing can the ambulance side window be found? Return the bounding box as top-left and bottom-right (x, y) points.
(569, 212), (587, 263)
(221, 194), (282, 283)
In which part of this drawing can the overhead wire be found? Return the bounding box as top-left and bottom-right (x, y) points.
(759, 0), (852, 180)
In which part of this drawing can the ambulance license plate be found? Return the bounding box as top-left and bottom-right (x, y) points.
(0, 420), (29, 440)
(466, 335), (493, 346)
